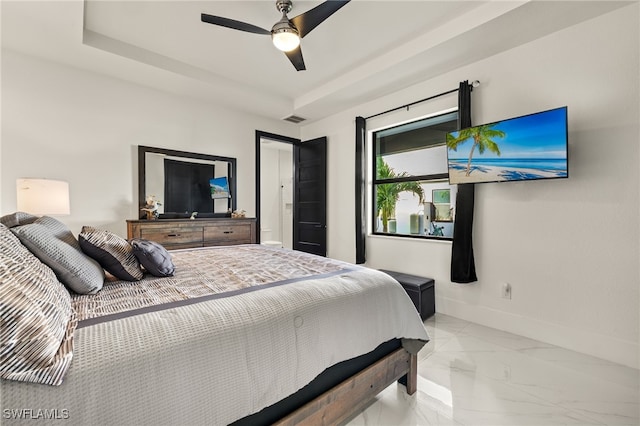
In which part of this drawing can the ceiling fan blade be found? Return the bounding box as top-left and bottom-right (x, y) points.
(284, 46), (306, 71)
(291, 0), (350, 38)
(201, 13), (270, 35)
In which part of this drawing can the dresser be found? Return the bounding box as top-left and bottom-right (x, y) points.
(126, 218), (257, 250)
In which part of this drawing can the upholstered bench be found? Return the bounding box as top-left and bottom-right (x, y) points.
(380, 270), (435, 320)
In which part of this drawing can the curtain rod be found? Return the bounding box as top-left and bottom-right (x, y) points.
(364, 80), (479, 120)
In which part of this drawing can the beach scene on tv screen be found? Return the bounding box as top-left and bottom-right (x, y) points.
(447, 107), (568, 184)
(210, 177), (230, 199)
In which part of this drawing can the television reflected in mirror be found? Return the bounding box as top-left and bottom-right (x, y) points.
(138, 146), (237, 219)
(447, 106), (568, 185)
(209, 176), (230, 199)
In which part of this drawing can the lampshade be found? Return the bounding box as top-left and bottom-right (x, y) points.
(16, 178), (70, 215)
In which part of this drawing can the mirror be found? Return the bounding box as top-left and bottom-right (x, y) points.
(138, 145), (237, 219)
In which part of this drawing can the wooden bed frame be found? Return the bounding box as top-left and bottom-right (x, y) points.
(275, 348), (417, 425)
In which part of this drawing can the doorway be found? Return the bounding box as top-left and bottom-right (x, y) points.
(257, 133), (296, 249)
(256, 131), (327, 256)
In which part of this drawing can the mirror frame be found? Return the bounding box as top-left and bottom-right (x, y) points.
(138, 145), (237, 219)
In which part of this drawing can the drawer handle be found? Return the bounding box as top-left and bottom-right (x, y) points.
(223, 231), (234, 234)
(167, 233), (181, 237)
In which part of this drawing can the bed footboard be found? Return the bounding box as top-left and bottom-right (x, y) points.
(274, 348), (417, 426)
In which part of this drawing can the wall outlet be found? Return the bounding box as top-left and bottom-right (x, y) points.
(501, 283), (512, 299)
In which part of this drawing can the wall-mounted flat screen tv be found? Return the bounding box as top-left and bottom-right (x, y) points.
(447, 106), (568, 184)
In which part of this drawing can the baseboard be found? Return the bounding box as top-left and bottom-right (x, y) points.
(435, 296), (638, 369)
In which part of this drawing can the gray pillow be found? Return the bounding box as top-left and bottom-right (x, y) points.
(34, 215), (82, 250)
(0, 211), (38, 228)
(79, 226), (143, 281)
(130, 239), (175, 277)
(0, 224), (77, 386)
(11, 219), (105, 294)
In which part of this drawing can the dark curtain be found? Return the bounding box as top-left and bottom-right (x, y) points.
(450, 81), (478, 283)
(355, 116), (367, 264)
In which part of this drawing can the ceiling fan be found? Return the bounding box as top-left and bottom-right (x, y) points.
(201, 0), (350, 71)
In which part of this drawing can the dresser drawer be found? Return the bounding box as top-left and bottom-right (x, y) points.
(127, 218), (255, 250)
(140, 228), (203, 247)
(204, 224), (252, 245)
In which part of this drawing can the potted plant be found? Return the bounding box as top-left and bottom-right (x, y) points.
(376, 157), (425, 233)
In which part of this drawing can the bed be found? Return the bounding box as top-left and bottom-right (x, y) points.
(0, 215), (429, 425)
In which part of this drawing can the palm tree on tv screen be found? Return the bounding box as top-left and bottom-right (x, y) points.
(447, 124), (505, 176)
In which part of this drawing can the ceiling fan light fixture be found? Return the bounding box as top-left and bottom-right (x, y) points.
(201, 0), (351, 70)
(272, 30), (300, 52)
(271, 20), (300, 52)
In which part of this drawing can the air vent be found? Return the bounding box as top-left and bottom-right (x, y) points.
(283, 115), (306, 123)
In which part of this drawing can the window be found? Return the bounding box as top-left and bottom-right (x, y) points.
(372, 111), (458, 239)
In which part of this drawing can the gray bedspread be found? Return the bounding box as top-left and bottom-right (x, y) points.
(1, 245), (429, 425)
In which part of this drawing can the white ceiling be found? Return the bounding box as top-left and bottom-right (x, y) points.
(1, 1), (630, 124)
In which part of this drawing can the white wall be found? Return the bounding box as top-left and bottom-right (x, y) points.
(279, 149), (293, 249)
(1, 50), (297, 235)
(259, 142), (293, 248)
(302, 5), (639, 368)
(260, 145), (282, 243)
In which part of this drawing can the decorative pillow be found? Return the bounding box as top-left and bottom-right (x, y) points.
(79, 226), (143, 281)
(33, 215), (82, 251)
(130, 239), (175, 277)
(0, 224), (77, 386)
(0, 211), (38, 228)
(11, 218), (105, 294)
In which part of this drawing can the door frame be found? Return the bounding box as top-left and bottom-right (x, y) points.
(255, 130), (300, 244)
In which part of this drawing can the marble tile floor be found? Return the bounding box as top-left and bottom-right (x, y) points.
(348, 314), (639, 426)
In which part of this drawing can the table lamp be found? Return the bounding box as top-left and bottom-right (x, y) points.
(16, 178), (70, 215)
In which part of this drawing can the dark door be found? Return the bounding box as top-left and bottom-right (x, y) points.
(293, 137), (327, 256)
